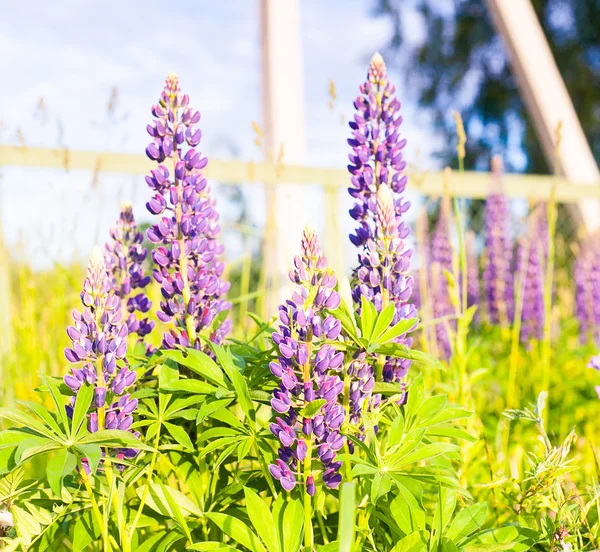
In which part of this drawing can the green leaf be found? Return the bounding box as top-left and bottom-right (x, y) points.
(19, 401), (64, 439)
(16, 437), (61, 463)
(78, 430), (152, 451)
(447, 503), (487, 543)
(390, 483), (426, 535)
(377, 318), (419, 344)
(76, 444), (102, 474)
(338, 482), (356, 552)
(244, 487), (280, 552)
(162, 349), (228, 388)
(371, 343), (445, 370)
(188, 543), (238, 551)
(140, 483), (203, 519)
(431, 486), (457, 545)
(359, 296), (377, 339)
(395, 443), (460, 467)
(70, 383), (94, 439)
(161, 380), (217, 395)
(44, 376), (71, 434)
(391, 531), (428, 552)
(0, 407), (58, 441)
(160, 482), (193, 542)
(73, 510), (100, 551)
(136, 531), (185, 552)
(210, 344), (256, 422)
(462, 526), (539, 552)
(297, 399), (327, 419)
(370, 302), (396, 342)
(46, 449), (77, 495)
(373, 382), (407, 395)
(164, 422), (194, 451)
(281, 498), (303, 552)
(205, 512), (267, 552)
(388, 413), (405, 447)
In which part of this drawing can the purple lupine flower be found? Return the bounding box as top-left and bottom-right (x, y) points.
(430, 197), (453, 359)
(64, 247), (139, 467)
(105, 202), (155, 349)
(269, 228), (346, 494)
(347, 53), (415, 384)
(517, 213), (545, 346)
(145, 74), (231, 350)
(483, 184), (514, 327)
(575, 233), (600, 346)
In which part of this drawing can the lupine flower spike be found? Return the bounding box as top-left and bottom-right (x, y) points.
(575, 232), (600, 346)
(483, 156), (514, 327)
(145, 74), (231, 350)
(431, 196), (453, 359)
(105, 202), (155, 351)
(347, 53), (416, 385)
(268, 227), (346, 495)
(64, 247), (139, 469)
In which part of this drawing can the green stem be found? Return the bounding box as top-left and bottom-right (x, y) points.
(303, 441), (314, 550)
(125, 423), (162, 549)
(79, 461), (108, 551)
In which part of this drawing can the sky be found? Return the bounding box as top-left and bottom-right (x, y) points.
(0, 0), (442, 268)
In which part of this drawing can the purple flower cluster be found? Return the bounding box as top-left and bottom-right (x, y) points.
(483, 191), (514, 327)
(431, 198), (454, 359)
(347, 54), (416, 385)
(348, 53), (409, 248)
(268, 228), (346, 494)
(575, 233), (600, 346)
(517, 214), (545, 346)
(105, 203), (154, 346)
(144, 74), (231, 350)
(64, 247), (139, 467)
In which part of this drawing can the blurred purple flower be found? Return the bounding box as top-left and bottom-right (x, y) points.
(575, 233), (600, 346)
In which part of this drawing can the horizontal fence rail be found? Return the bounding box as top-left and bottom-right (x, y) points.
(2, 145), (600, 202)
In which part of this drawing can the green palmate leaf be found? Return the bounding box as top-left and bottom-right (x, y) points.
(76, 444), (102, 474)
(205, 512), (267, 552)
(446, 503), (487, 543)
(0, 407), (59, 441)
(12, 504), (41, 546)
(197, 398), (234, 424)
(164, 422), (195, 451)
(388, 413), (405, 447)
(46, 449), (77, 495)
(0, 430), (29, 474)
(15, 437), (61, 463)
(391, 531), (428, 552)
(373, 382), (406, 396)
(70, 383), (94, 439)
(43, 376), (71, 434)
(209, 407), (247, 431)
(78, 429), (152, 451)
(390, 483), (426, 535)
(280, 497), (303, 552)
(359, 295), (377, 339)
(416, 395), (448, 422)
(395, 443), (461, 468)
(371, 343), (445, 370)
(297, 399), (326, 419)
(370, 302), (396, 342)
(141, 482), (203, 519)
(160, 482), (193, 542)
(376, 318), (419, 344)
(431, 486), (457, 546)
(161, 379), (218, 395)
(244, 487), (280, 552)
(162, 349), (228, 388)
(159, 361), (180, 388)
(338, 482), (356, 552)
(210, 344), (256, 423)
(18, 401), (64, 439)
(188, 543), (238, 551)
(462, 525), (539, 552)
(72, 510), (100, 551)
(136, 531), (186, 552)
